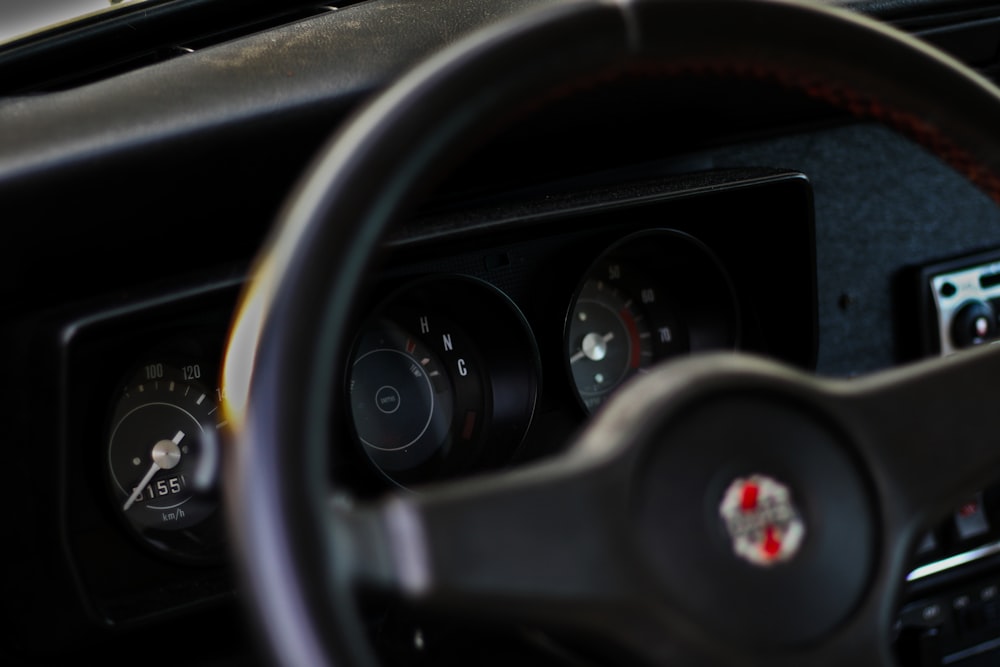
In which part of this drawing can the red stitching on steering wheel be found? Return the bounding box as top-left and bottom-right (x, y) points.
(519, 59), (1000, 206)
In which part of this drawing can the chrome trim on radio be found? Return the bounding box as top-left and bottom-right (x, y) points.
(907, 540), (1000, 582)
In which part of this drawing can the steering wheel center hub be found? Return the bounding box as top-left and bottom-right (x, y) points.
(719, 473), (807, 567)
(631, 390), (875, 649)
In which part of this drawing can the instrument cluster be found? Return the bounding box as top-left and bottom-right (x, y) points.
(54, 167), (815, 623)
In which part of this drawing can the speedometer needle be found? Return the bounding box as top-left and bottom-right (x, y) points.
(123, 430), (185, 511)
(570, 332), (614, 363)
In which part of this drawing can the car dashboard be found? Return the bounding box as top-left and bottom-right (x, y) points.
(7, 0), (1000, 665)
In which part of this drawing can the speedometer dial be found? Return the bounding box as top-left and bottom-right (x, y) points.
(110, 394), (214, 529)
(107, 361), (226, 562)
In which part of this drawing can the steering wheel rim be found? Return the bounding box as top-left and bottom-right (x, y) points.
(221, 1), (1000, 665)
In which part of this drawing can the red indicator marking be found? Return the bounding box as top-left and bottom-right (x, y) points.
(762, 525), (782, 558)
(740, 483), (759, 511)
(461, 411), (477, 440)
(405, 338), (416, 354)
(960, 501), (979, 517)
(619, 308), (642, 369)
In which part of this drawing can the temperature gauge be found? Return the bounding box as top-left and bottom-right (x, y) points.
(345, 275), (540, 488)
(348, 319), (464, 473)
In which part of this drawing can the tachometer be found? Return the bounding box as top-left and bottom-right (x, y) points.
(565, 229), (740, 413)
(567, 277), (684, 410)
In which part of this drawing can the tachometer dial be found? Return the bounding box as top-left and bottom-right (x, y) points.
(568, 279), (660, 406)
(565, 229), (739, 414)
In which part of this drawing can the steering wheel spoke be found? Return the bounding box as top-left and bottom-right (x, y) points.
(844, 343), (1000, 542)
(338, 453), (662, 647)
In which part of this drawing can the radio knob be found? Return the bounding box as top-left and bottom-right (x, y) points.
(950, 300), (996, 349)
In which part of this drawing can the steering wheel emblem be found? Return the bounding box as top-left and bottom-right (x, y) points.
(719, 474), (805, 567)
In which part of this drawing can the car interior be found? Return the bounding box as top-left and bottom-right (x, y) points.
(8, 0), (1000, 665)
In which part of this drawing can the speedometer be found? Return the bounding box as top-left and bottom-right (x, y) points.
(106, 361), (226, 562)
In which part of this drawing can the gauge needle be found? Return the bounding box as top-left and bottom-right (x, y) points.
(123, 430), (185, 511)
(570, 332), (614, 363)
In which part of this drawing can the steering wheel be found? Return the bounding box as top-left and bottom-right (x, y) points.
(220, 0), (1000, 665)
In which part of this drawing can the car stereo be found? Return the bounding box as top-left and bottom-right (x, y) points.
(897, 248), (1000, 665)
(917, 249), (1000, 357)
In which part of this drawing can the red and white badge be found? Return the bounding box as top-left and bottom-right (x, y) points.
(719, 474), (805, 567)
